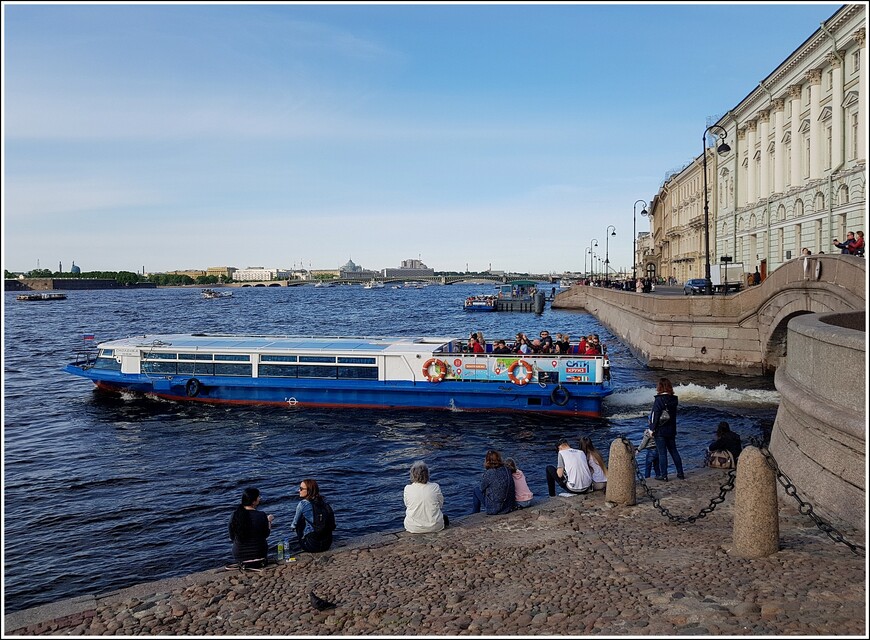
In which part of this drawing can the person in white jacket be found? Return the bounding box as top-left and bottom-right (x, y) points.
(403, 461), (448, 533)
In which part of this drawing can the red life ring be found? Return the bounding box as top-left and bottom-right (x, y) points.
(507, 360), (534, 386)
(422, 358), (448, 383)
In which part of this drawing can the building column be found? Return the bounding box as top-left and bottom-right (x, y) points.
(746, 120), (757, 204)
(772, 99), (785, 194)
(807, 69), (823, 181)
(827, 53), (844, 170)
(788, 84), (802, 188)
(758, 110), (770, 199)
(736, 128), (747, 208)
(854, 28), (866, 164)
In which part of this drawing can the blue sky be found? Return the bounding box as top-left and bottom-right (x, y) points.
(2, 2), (844, 275)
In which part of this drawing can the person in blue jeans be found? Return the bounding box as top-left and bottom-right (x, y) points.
(471, 450), (516, 515)
(649, 377), (684, 481)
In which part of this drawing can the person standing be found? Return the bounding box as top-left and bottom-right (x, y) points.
(545, 438), (593, 496)
(471, 450), (515, 515)
(833, 231), (857, 254)
(228, 487), (273, 569)
(291, 479), (335, 553)
(650, 377), (684, 481)
(403, 461), (447, 533)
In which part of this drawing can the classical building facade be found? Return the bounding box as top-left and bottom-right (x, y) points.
(232, 267), (290, 281)
(648, 5), (865, 283)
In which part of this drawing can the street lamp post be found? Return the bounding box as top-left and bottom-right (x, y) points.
(605, 225), (616, 285)
(588, 239), (599, 282)
(702, 124), (731, 295)
(632, 199), (648, 284)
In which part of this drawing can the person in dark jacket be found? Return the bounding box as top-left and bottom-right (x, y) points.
(471, 450), (516, 515)
(228, 487), (273, 568)
(649, 377), (684, 481)
(708, 421), (743, 462)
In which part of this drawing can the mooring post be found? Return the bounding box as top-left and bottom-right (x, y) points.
(733, 446), (780, 557)
(605, 438), (636, 506)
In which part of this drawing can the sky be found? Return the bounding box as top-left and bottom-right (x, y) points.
(1, 1), (847, 275)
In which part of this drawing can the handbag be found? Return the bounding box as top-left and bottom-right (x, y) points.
(656, 408), (671, 427)
(706, 449), (735, 469)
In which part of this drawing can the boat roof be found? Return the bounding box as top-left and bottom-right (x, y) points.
(99, 334), (458, 355)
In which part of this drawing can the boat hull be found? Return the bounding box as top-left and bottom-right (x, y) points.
(67, 366), (611, 416)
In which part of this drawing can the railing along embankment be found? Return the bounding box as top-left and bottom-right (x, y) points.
(552, 255), (865, 375)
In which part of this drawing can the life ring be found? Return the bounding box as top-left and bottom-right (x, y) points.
(185, 378), (201, 397)
(507, 360), (534, 386)
(422, 358), (448, 383)
(550, 384), (570, 406)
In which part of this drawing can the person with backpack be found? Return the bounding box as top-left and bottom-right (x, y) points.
(291, 478), (336, 553)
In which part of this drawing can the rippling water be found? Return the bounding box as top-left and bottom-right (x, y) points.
(3, 284), (779, 612)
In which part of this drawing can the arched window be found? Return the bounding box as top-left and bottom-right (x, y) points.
(776, 204), (786, 222)
(839, 184), (849, 205)
(815, 192), (825, 212)
(794, 199), (804, 219)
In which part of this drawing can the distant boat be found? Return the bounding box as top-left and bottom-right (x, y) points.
(314, 281), (334, 288)
(16, 292), (67, 301)
(463, 295), (497, 312)
(362, 279), (385, 289)
(201, 289), (233, 299)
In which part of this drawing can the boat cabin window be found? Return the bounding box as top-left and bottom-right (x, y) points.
(258, 362), (378, 380)
(299, 356), (336, 363)
(338, 357), (376, 365)
(214, 354), (250, 362)
(93, 352), (121, 371)
(261, 355), (298, 363)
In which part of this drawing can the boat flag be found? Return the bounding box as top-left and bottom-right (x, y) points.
(83, 334), (95, 341)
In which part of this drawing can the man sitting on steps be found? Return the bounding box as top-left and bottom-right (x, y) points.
(545, 438), (593, 497)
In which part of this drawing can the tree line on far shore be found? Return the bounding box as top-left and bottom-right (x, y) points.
(4, 269), (225, 286)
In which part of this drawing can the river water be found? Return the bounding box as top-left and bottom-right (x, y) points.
(2, 284), (779, 612)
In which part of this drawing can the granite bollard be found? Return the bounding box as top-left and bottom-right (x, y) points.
(605, 438), (636, 506)
(733, 446), (780, 558)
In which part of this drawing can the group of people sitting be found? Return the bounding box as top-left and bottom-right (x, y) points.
(228, 479), (336, 570)
(467, 331), (606, 356)
(228, 435), (610, 567)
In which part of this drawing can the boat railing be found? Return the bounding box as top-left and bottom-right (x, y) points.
(71, 349), (98, 368)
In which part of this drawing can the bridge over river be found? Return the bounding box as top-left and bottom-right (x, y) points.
(553, 254), (865, 375)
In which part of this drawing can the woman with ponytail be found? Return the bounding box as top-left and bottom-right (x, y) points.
(228, 487), (273, 569)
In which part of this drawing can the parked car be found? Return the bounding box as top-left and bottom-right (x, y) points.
(683, 278), (708, 295)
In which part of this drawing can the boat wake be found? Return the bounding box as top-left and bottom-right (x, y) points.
(604, 383), (780, 419)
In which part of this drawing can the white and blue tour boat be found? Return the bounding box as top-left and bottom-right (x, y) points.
(64, 333), (613, 416)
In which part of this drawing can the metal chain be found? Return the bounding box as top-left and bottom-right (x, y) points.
(619, 435), (736, 524)
(747, 436), (865, 555)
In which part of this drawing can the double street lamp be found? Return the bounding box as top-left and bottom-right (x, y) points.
(632, 199), (648, 284)
(605, 225), (616, 284)
(588, 239), (599, 281)
(702, 124), (731, 295)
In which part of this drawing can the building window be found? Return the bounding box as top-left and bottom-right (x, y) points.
(804, 138), (811, 179)
(853, 50), (861, 73)
(825, 125), (832, 170)
(815, 192), (825, 212)
(850, 111), (859, 160)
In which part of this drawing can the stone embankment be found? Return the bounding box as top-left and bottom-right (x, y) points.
(5, 469), (864, 637)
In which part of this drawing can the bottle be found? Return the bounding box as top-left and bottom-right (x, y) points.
(277, 540), (284, 561)
(284, 538), (290, 560)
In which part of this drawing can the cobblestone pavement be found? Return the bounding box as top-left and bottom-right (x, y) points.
(5, 469), (866, 637)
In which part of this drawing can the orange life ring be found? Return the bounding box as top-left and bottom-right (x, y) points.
(507, 360), (534, 385)
(422, 358), (448, 383)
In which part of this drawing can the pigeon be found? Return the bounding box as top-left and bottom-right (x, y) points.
(310, 590), (336, 611)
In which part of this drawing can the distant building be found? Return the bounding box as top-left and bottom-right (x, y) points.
(207, 266), (237, 280)
(339, 259), (378, 281)
(70, 262), (81, 275)
(233, 267), (290, 281)
(383, 258), (435, 278)
(166, 269), (207, 279)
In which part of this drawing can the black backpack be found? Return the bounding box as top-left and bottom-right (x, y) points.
(309, 498), (336, 540)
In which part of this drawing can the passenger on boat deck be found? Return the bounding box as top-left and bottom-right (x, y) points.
(492, 340), (511, 354)
(530, 339), (544, 354)
(556, 334), (571, 353)
(476, 331), (486, 350)
(539, 331), (554, 351)
(583, 335), (602, 355)
(571, 336), (587, 354)
(513, 333), (532, 354)
(469, 334), (485, 354)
